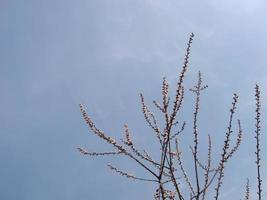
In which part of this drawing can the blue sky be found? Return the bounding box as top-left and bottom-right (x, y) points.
(0, 0), (267, 199)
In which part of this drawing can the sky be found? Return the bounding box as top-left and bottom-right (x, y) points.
(0, 0), (267, 199)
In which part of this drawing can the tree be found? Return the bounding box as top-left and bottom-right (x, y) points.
(77, 33), (263, 200)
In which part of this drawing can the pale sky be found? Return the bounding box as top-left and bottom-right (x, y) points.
(0, 0), (266, 199)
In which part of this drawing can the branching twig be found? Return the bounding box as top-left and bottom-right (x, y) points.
(255, 84), (262, 200)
